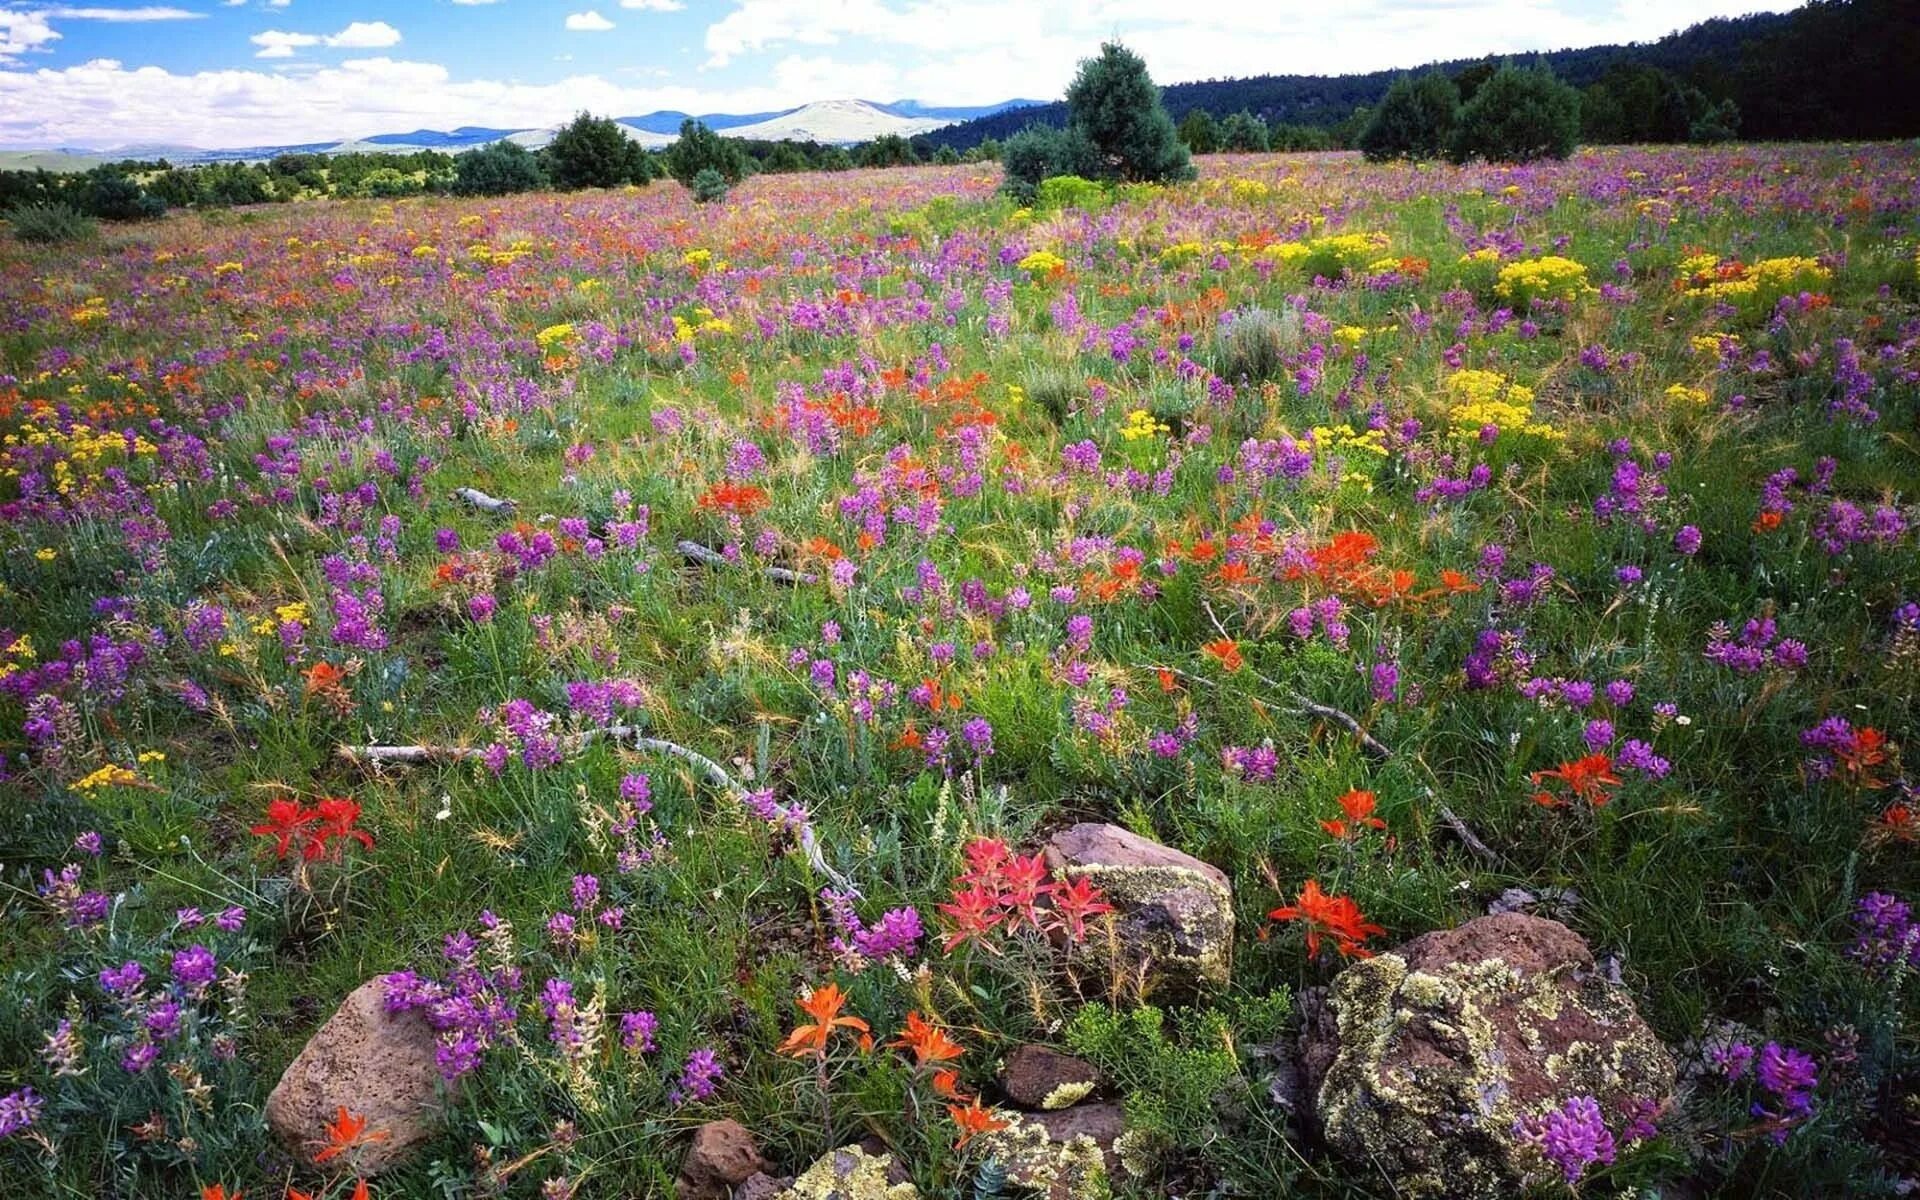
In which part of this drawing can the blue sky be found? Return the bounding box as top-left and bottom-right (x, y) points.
(0, 1), (1807, 150)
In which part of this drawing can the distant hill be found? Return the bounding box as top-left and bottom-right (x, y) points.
(926, 0), (1920, 148)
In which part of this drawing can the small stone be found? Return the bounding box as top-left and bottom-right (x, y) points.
(998, 1045), (1102, 1110)
(734, 1173), (791, 1200)
(264, 976), (450, 1174)
(676, 1119), (769, 1200)
(1043, 822), (1233, 998)
(1302, 913), (1675, 1199)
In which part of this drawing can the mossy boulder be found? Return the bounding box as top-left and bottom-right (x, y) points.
(774, 1144), (918, 1200)
(1303, 913), (1674, 1199)
(1044, 822), (1232, 997)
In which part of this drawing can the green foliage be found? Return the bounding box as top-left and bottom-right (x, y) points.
(1212, 306), (1300, 385)
(1178, 108), (1218, 154)
(452, 141), (547, 196)
(1033, 174), (1106, 213)
(1064, 42), (1195, 185)
(998, 123), (1099, 204)
(5, 201), (96, 244)
(1359, 71), (1460, 162)
(1690, 97), (1741, 144)
(1217, 110), (1269, 152)
(77, 169), (165, 221)
(666, 119), (749, 190)
(858, 133), (919, 168)
(352, 167), (422, 199)
(1064, 1003), (1243, 1149)
(545, 111), (651, 190)
(1449, 62), (1582, 163)
(690, 167), (730, 204)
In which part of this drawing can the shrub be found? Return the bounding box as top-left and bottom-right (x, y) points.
(78, 171), (164, 221)
(1064, 1003), (1243, 1153)
(1034, 174), (1105, 212)
(1178, 108), (1218, 154)
(1359, 72), (1461, 162)
(1218, 110), (1270, 152)
(546, 112), (651, 190)
(354, 168), (421, 199)
(1449, 63), (1581, 163)
(858, 134), (918, 168)
(1213, 306), (1300, 384)
(1691, 98), (1741, 144)
(1065, 42), (1194, 185)
(453, 141), (547, 196)
(666, 119), (748, 190)
(998, 123), (1098, 204)
(6, 202), (97, 244)
(690, 167), (729, 204)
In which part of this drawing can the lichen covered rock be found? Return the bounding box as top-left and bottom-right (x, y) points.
(774, 1144), (919, 1200)
(998, 1044), (1102, 1110)
(980, 1102), (1124, 1200)
(1305, 913), (1674, 1199)
(677, 1119), (770, 1200)
(1043, 822), (1232, 997)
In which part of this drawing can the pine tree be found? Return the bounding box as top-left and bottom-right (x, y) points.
(1449, 63), (1581, 163)
(1064, 42), (1194, 184)
(1358, 72), (1460, 162)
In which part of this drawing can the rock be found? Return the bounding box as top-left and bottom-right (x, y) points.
(264, 976), (451, 1174)
(1043, 822), (1232, 997)
(1303, 913), (1675, 1199)
(998, 1044), (1102, 1110)
(773, 1144), (919, 1200)
(677, 1120), (769, 1200)
(734, 1174), (791, 1200)
(982, 1101), (1127, 1200)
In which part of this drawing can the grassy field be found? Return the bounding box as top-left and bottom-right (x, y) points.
(1, 146), (1917, 1199)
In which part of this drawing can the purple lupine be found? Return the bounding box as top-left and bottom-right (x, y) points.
(1517, 1095), (1616, 1184)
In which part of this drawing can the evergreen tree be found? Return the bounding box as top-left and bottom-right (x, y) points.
(1063, 42), (1194, 184)
(1178, 108), (1218, 154)
(452, 141), (547, 196)
(1449, 63), (1581, 163)
(1218, 110), (1269, 152)
(666, 119), (748, 189)
(544, 112), (649, 190)
(1358, 72), (1460, 161)
(998, 123), (1099, 204)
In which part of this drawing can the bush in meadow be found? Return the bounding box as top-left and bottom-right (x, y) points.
(1359, 72), (1461, 162)
(452, 140), (547, 196)
(1218, 110), (1270, 152)
(1034, 174), (1106, 212)
(690, 167), (730, 204)
(666, 118), (748, 191)
(6, 201), (97, 244)
(546, 111), (652, 190)
(1179, 108), (1219, 154)
(1450, 63), (1582, 163)
(1212, 306), (1300, 385)
(998, 123), (1099, 204)
(76, 170), (164, 221)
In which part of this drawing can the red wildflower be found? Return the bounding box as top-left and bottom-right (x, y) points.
(251, 798), (319, 860)
(889, 1011), (967, 1066)
(1046, 875), (1115, 942)
(312, 1106), (389, 1166)
(777, 982), (870, 1059)
(947, 1097), (1010, 1151)
(1320, 789), (1387, 839)
(937, 884), (1006, 954)
(1270, 879), (1385, 959)
(1202, 638), (1244, 673)
(1530, 754), (1623, 808)
(310, 797), (376, 860)
(1872, 803), (1917, 845)
(1835, 727), (1891, 788)
(696, 482), (769, 515)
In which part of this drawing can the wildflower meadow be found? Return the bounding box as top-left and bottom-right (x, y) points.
(2, 144), (1918, 1198)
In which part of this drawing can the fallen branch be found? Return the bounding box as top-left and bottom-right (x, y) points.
(1197, 600), (1393, 761)
(452, 486), (517, 515)
(339, 727), (853, 893)
(677, 540), (816, 586)
(1437, 803), (1499, 866)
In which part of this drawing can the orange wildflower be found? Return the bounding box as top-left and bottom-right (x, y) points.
(1530, 753), (1623, 808)
(1320, 789), (1387, 839)
(889, 1011), (967, 1066)
(930, 1068), (967, 1100)
(1202, 638), (1244, 673)
(947, 1097), (1010, 1150)
(1834, 727), (1892, 788)
(777, 982), (870, 1059)
(1872, 803), (1917, 844)
(304, 660), (347, 696)
(1269, 879), (1385, 959)
(202, 1188), (241, 1200)
(312, 1106), (390, 1165)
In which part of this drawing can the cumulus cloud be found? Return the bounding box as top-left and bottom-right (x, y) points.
(564, 10), (615, 31)
(2, 3), (200, 62)
(0, 11), (60, 61)
(42, 6), (202, 19)
(250, 30), (317, 58)
(326, 20), (401, 49)
(620, 0), (685, 10)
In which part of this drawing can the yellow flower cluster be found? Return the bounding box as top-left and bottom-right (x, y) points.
(411, 244), (439, 259)
(0, 633), (33, 683)
(70, 763), (141, 793)
(1665, 384), (1712, 406)
(212, 261), (244, 276)
(1301, 232), (1391, 277)
(1017, 250), (1067, 276)
(1310, 424), (1388, 491)
(1118, 409), (1170, 442)
(672, 312), (734, 343)
(469, 239), (535, 266)
(70, 296), (109, 324)
(3, 414), (158, 495)
(251, 601), (308, 636)
(1494, 256), (1592, 306)
(1442, 370), (1562, 442)
(1684, 255), (1830, 307)
(536, 323), (577, 349)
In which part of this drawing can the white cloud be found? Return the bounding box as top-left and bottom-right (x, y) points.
(42, 6), (203, 19)
(620, 0), (685, 10)
(451, 0), (501, 4)
(0, 11), (60, 62)
(325, 20), (400, 49)
(564, 10), (615, 31)
(250, 30), (318, 58)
